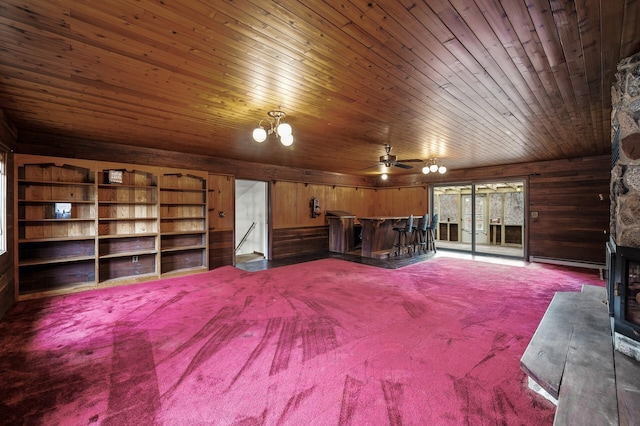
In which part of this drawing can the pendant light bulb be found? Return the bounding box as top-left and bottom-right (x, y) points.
(280, 133), (294, 146)
(252, 127), (267, 143)
(277, 122), (292, 136)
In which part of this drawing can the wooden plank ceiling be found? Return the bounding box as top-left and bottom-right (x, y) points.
(0, 1), (638, 176)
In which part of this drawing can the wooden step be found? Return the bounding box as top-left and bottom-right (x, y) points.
(520, 291), (581, 400)
(371, 250), (392, 259)
(520, 284), (631, 425)
(552, 285), (617, 425)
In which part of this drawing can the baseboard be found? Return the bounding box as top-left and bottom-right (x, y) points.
(529, 256), (605, 272)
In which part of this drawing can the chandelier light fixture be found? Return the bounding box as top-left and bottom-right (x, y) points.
(422, 158), (447, 174)
(252, 110), (294, 146)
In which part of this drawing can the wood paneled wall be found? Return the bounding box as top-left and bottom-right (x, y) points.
(0, 111), (16, 320)
(371, 186), (429, 217)
(16, 132), (611, 266)
(208, 174), (235, 268)
(272, 227), (329, 260)
(271, 181), (375, 228)
(528, 162), (610, 263)
(208, 230), (234, 268)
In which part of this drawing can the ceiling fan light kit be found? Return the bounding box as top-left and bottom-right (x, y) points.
(252, 110), (294, 146)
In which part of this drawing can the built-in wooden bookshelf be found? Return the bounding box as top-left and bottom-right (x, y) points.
(97, 168), (159, 284)
(159, 173), (207, 275)
(17, 161), (97, 296)
(15, 155), (208, 299)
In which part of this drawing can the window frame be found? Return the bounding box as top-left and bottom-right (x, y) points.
(0, 150), (6, 255)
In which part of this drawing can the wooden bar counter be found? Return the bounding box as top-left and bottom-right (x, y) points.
(359, 216), (408, 258)
(326, 210), (357, 253)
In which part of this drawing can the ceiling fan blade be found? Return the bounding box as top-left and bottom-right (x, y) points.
(394, 163), (413, 169)
(360, 163), (383, 170)
(397, 159), (423, 163)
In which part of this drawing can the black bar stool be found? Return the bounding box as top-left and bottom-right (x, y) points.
(413, 213), (430, 254)
(393, 214), (414, 256)
(427, 213), (439, 252)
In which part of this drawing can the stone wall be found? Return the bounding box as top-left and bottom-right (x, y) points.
(611, 52), (640, 248)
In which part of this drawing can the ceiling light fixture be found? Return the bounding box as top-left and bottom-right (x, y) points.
(252, 110), (294, 146)
(422, 159), (447, 174)
(381, 173), (388, 180)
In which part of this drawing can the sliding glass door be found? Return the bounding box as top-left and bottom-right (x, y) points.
(433, 185), (472, 252)
(462, 193), (487, 245)
(432, 180), (525, 258)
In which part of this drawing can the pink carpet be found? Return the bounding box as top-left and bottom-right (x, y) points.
(0, 257), (603, 425)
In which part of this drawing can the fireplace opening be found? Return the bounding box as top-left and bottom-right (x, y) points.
(607, 239), (640, 360)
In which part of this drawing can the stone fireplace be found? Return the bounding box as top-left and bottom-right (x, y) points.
(609, 51), (640, 361)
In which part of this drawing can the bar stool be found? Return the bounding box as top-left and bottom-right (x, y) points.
(427, 213), (439, 252)
(413, 213), (430, 254)
(393, 214), (414, 256)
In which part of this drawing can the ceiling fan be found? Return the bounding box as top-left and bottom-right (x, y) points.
(372, 144), (423, 169)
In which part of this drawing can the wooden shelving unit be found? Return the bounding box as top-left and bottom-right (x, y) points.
(97, 168), (159, 284)
(15, 155), (209, 299)
(159, 173), (207, 276)
(17, 161), (97, 296)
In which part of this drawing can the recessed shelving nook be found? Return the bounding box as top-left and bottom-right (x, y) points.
(17, 160), (96, 297)
(97, 167), (159, 284)
(15, 155), (209, 299)
(159, 173), (207, 275)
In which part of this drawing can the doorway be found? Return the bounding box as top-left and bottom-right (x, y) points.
(235, 180), (268, 264)
(432, 180), (525, 258)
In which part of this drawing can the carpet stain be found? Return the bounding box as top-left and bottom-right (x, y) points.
(338, 375), (364, 425)
(231, 408), (268, 426)
(300, 315), (339, 362)
(295, 295), (326, 314)
(229, 317), (282, 389)
(163, 305), (241, 362)
(270, 317), (298, 375)
(402, 300), (426, 319)
(176, 320), (253, 388)
(104, 323), (160, 425)
(381, 379), (404, 426)
(244, 295), (255, 309)
(149, 290), (189, 318)
(491, 387), (516, 426)
(276, 385), (316, 425)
